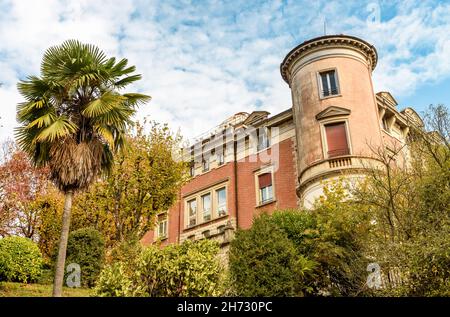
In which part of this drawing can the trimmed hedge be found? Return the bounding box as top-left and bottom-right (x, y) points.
(0, 236), (43, 283)
(66, 227), (105, 287)
(95, 239), (223, 297)
(229, 214), (316, 296)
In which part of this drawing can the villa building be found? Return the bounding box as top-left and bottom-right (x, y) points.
(141, 34), (425, 252)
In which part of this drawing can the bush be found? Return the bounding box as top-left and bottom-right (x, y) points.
(229, 214), (316, 296)
(95, 239), (223, 297)
(0, 236), (43, 283)
(66, 227), (105, 287)
(402, 233), (450, 296)
(94, 262), (134, 297)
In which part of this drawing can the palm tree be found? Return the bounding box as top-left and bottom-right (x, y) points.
(15, 40), (150, 296)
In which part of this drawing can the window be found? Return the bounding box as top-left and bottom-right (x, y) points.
(325, 122), (349, 158)
(202, 158), (209, 172)
(319, 70), (339, 97)
(216, 187), (227, 216)
(189, 162), (195, 177)
(157, 214), (168, 239)
(217, 146), (225, 165)
(257, 127), (270, 151)
(258, 173), (273, 204)
(201, 193), (211, 221)
(187, 199), (197, 227)
(382, 116), (390, 132)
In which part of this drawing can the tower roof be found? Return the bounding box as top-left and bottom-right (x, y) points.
(280, 34), (378, 84)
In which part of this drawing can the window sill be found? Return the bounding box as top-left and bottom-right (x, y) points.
(319, 93), (342, 100)
(255, 199), (276, 208)
(255, 145), (271, 155)
(184, 214), (229, 232)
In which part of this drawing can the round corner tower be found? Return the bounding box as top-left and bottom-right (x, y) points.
(280, 34), (383, 208)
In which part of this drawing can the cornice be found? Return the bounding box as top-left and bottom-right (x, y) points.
(280, 35), (378, 84)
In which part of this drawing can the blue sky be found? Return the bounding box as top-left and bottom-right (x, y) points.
(1, 0), (450, 142)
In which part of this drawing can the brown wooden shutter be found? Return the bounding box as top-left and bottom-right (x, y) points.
(325, 122), (349, 157)
(258, 173), (272, 189)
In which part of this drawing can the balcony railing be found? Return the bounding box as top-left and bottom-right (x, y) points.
(328, 157), (352, 168)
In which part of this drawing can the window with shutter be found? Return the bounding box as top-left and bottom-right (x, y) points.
(325, 122), (349, 158)
(258, 173), (273, 204)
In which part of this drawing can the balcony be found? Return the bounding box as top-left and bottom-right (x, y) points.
(180, 217), (236, 246)
(299, 155), (384, 191)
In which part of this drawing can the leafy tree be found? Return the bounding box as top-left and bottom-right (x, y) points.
(15, 40), (150, 296)
(32, 189), (64, 260)
(0, 142), (51, 238)
(310, 183), (372, 296)
(229, 214), (316, 297)
(351, 104), (450, 296)
(73, 121), (188, 244)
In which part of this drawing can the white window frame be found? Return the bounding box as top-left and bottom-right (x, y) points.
(257, 127), (271, 152)
(184, 182), (228, 229)
(216, 187), (227, 217)
(187, 199), (197, 227)
(189, 162), (195, 177)
(317, 68), (340, 99)
(156, 213), (168, 240)
(201, 193), (212, 222)
(202, 157), (210, 172)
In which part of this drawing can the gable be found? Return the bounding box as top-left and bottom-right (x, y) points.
(377, 91), (398, 107)
(315, 106), (351, 120)
(243, 111), (270, 125)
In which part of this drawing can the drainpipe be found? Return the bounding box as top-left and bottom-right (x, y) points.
(177, 189), (181, 243)
(233, 137), (239, 229)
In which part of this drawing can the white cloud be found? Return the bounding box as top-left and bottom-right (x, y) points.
(1, 0), (450, 145)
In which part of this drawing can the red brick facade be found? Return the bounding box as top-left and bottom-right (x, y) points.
(141, 135), (298, 246)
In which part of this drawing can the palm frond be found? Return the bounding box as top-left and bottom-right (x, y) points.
(82, 92), (128, 117)
(36, 117), (78, 143)
(94, 125), (115, 149)
(27, 111), (57, 129)
(114, 74), (143, 88)
(123, 93), (152, 107)
(16, 39), (150, 192)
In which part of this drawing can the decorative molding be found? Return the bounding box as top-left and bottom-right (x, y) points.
(315, 106), (351, 120)
(280, 35), (378, 84)
(243, 111), (270, 126)
(377, 91), (398, 107)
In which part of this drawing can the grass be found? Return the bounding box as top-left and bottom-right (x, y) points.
(0, 282), (93, 297)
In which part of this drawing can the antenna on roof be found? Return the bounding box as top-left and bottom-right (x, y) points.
(323, 17), (327, 35)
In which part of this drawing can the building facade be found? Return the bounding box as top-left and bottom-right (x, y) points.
(141, 34), (424, 251)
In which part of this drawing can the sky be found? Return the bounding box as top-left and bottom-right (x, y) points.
(1, 0), (450, 144)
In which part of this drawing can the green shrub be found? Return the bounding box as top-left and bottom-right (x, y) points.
(229, 214), (316, 296)
(66, 227), (105, 287)
(0, 236), (43, 283)
(95, 239), (223, 297)
(94, 262), (134, 297)
(403, 233), (450, 296)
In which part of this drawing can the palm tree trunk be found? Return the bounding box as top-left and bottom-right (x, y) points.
(52, 190), (73, 297)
